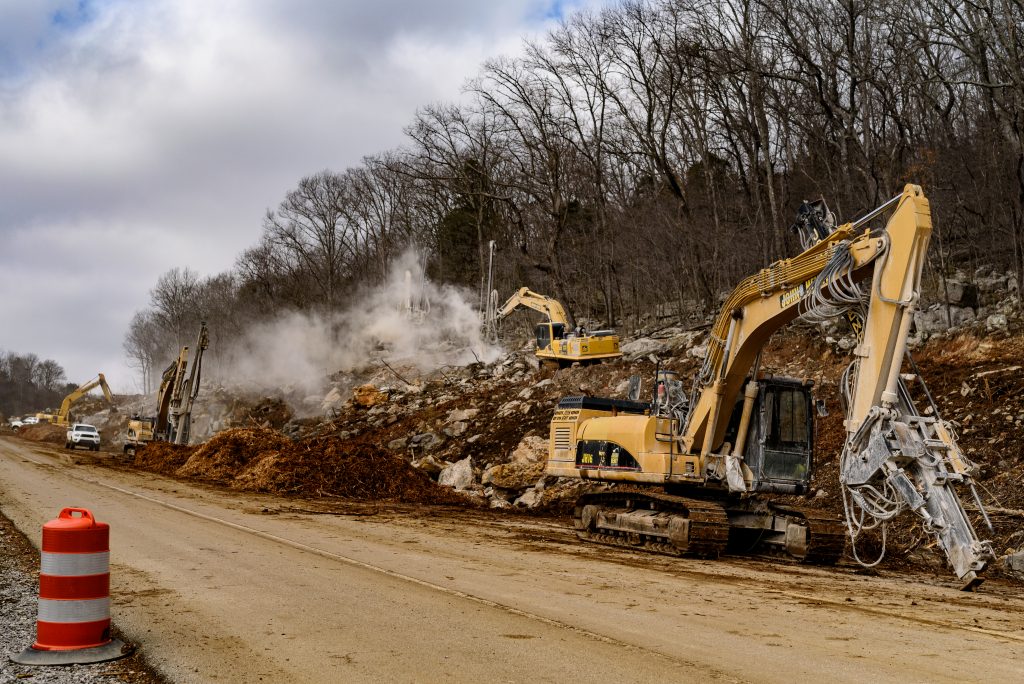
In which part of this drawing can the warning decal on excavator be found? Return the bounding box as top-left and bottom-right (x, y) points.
(575, 440), (640, 471)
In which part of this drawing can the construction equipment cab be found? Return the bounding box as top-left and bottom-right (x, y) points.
(548, 185), (994, 588)
(493, 287), (621, 368)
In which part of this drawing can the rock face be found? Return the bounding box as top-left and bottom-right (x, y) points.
(438, 456), (474, 490)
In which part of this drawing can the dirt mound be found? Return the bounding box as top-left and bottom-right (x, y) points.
(135, 427), (472, 505)
(237, 437), (464, 502)
(134, 442), (193, 475)
(17, 424), (66, 444)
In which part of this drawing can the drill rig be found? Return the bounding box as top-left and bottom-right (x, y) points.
(124, 323), (209, 454)
(491, 287), (622, 367)
(547, 185), (995, 587)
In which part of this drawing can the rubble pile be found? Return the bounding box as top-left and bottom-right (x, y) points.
(135, 427), (473, 505)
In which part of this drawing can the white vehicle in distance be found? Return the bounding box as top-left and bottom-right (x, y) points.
(66, 423), (101, 451)
(22, 416), (39, 425)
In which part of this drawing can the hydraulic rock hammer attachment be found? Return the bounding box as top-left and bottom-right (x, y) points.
(841, 409), (995, 587)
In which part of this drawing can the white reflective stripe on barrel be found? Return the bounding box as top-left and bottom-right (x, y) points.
(37, 597), (110, 623)
(40, 551), (109, 576)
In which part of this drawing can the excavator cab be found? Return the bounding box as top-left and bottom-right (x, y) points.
(534, 322), (565, 351)
(725, 377), (815, 494)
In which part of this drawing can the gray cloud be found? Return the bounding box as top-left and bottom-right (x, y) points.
(0, 0), (606, 391)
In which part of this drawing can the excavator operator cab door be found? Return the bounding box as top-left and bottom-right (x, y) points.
(535, 323), (566, 351)
(745, 379), (815, 494)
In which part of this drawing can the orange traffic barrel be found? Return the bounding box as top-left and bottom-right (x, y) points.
(11, 508), (132, 666)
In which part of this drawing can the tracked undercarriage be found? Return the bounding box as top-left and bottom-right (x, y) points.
(573, 490), (846, 565)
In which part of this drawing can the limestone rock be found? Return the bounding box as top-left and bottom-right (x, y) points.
(514, 487), (544, 508)
(446, 408), (479, 424)
(510, 435), (547, 464)
(444, 421), (468, 438)
(1002, 550), (1024, 580)
(438, 456), (474, 490)
(410, 432), (442, 451)
(485, 461), (546, 491)
(986, 313), (1009, 332)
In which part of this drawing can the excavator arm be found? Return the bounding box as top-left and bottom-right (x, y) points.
(57, 373), (115, 423)
(495, 287), (570, 325)
(682, 185), (993, 585)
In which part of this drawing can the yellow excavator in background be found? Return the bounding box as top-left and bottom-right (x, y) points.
(36, 374), (115, 426)
(491, 287), (622, 368)
(547, 185), (995, 588)
(124, 323), (209, 455)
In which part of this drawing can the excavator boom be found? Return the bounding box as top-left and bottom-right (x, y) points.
(42, 373), (116, 425)
(495, 287), (570, 325)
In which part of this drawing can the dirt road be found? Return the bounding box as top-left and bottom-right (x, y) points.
(1, 436), (1022, 683)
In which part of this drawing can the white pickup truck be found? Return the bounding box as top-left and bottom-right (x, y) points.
(66, 423), (101, 451)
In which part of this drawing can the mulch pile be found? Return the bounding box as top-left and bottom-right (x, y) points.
(135, 427), (472, 505)
(133, 442), (192, 474)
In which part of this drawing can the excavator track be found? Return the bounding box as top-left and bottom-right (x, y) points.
(760, 503), (847, 565)
(573, 491), (730, 558)
(572, 491), (847, 566)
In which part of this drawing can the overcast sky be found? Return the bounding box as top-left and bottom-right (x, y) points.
(0, 0), (608, 392)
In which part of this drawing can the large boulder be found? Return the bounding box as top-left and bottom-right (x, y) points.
(438, 456), (474, 490)
(1002, 550), (1024, 581)
(443, 421), (468, 438)
(509, 435), (547, 464)
(446, 408), (479, 424)
(483, 461), (546, 491)
(410, 432), (442, 451)
(620, 337), (666, 361)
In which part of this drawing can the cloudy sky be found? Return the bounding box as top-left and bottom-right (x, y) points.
(0, 0), (607, 392)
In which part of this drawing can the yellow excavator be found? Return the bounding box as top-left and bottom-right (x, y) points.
(492, 287), (621, 368)
(36, 374), (115, 426)
(124, 323), (209, 455)
(547, 185), (995, 588)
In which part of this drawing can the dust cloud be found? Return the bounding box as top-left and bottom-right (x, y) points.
(213, 251), (503, 398)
